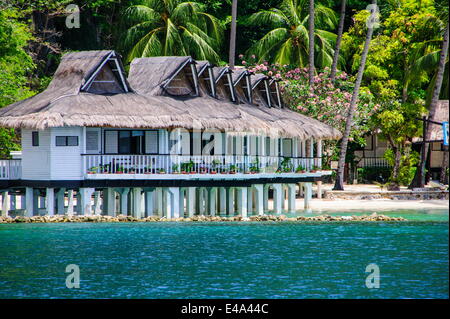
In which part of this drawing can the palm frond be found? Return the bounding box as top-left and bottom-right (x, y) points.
(123, 5), (159, 26)
(247, 28), (289, 63)
(248, 9), (290, 28)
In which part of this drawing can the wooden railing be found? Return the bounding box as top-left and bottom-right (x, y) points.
(0, 159), (22, 179)
(357, 157), (391, 168)
(82, 155), (322, 175)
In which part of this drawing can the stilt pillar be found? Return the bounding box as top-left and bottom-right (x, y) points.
(1, 191), (10, 217)
(79, 188), (94, 216)
(186, 187), (195, 217)
(227, 187), (234, 216)
(25, 187), (34, 217)
(272, 183), (282, 214)
(145, 190), (154, 217)
(304, 182), (312, 210)
(236, 187), (248, 218)
(118, 188), (130, 216)
(253, 184), (264, 215)
(316, 181), (323, 199)
(208, 187), (217, 216)
(263, 185), (269, 213)
(132, 188), (143, 219)
(45, 188), (55, 216)
(67, 190), (75, 216)
(287, 184), (296, 212)
(56, 188), (65, 215)
(103, 188), (116, 216)
(219, 187), (226, 216)
(247, 187), (253, 215)
(168, 187), (180, 218)
(93, 191), (102, 215)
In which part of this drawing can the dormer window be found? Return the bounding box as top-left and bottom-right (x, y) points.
(81, 51), (129, 94)
(161, 58), (199, 97)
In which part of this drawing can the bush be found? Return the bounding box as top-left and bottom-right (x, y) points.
(357, 167), (391, 184)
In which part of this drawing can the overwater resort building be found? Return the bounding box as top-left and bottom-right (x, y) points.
(0, 50), (341, 218)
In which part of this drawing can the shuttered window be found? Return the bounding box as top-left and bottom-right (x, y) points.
(145, 130), (158, 154)
(104, 130), (118, 154)
(86, 130), (99, 153)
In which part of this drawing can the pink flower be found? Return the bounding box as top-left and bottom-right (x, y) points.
(242, 61), (247, 65)
(275, 73), (281, 78)
(251, 54), (256, 59)
(268, 71), (273, 76)
(238, 54), (244, 59)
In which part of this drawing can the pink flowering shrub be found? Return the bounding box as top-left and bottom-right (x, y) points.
(239, 55), (379, 158)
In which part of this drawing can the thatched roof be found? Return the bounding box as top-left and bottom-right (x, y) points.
(430, 100), (449, 140)
(0, 51), (341, 140)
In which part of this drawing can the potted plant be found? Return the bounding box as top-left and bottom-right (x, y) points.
(87, 166), (98, 174)
(128, 166), (136, 174)
(211, 159), (221, 174)
(144, 166), (153, 174)
(310, 165), (319, 173)
(229, 164), (238, 174)
(279, 157), (292, 173)
(172, 164), (180, 174)
(249, 158), (261, 174)
(157, 168), (166, 174)
(116, 166), (124, 174)
(295, 165), (306, 174)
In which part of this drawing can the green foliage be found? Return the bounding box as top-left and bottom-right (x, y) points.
(121, 0), (224, 63)
(357, 166), (391, 184)
(246, 0), (338, 68)
(384, 148), (419, 186)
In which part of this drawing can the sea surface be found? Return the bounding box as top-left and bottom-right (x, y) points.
(0, 209), (448, 299)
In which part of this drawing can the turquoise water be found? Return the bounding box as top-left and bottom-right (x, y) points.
(0, 209), (448, 299)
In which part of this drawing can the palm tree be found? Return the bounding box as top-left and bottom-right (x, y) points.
(334, 1), (378, 190)
(121, 0), (223, 63)
(247, 0), (337, 69)
(229, 0), (238, 69)
(330, 0), (346, 82)
(415, 24), (449, 188)
(308, 0), (315, 87)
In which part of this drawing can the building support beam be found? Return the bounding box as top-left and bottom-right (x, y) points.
(227, 187), (234, 216)
(79, 188), (94, 216)
(103, 188), (116, 216)
(1, 191), (10, 217)
(263, 185), (269, 213)
(316, 181), (323, 199)
(272, 183), (282, 214)
(118, 188), (130, 216)
(287, 184), (296, 212)
(168, 187), (180, 218)
(236, 187), (248, 218)
(67, 190), (75, 216)
(45, 188), (55, 216)
(25, 187), (34, 217)
(304, 182), (312, 210)
(145, 190), (154, 217)
(132, 188), (143, 219)
(219, 187), (226, 216)
(186, 187), (195, 217)
(253, 184), (264, 215)
(208, 187), (217, 216)
(56, 188), (65, 215)
(247, 187), (253, 215)
(93, 191), (102, 215)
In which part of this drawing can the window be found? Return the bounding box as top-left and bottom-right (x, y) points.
(32, 131), (39, 146)
(118, 130), (144, 154)
(56, 136), (79, 146)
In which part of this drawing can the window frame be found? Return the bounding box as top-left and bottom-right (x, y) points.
(32, 131), (39, 147)
(55, 136), (79, 147)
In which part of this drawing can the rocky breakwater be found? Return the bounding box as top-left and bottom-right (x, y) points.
(0, 213), (405, 224)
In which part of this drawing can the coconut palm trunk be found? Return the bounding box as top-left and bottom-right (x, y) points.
(411, 24), (449, 188)
(229, 0), (238, 69)
(330, 0), (346, 82)
(308, 0), (315, 88)
(333, 1), (377, 190)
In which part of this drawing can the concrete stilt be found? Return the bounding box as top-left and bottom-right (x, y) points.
(198, 187), (206, 216)
(219, 187), (226, 216)
(208, 187), (217, 216)
(272, 183), (282, 214)
(45, 188), (55, 216)
(304, 182), (312, 210)
(247, 187), (253, 215)
(287, 184), (296, 212)
(227, 187), (234, 216)
(39, 195), (45, 210)
(162, 188), (171, 218)
(236, 187), (248, 218)
(132, 188), (143, 219)
(186, 187), (195, 217)
(145, 190), (154, 217)
(263, 185), (269, 213)
(20, 194), (26, 210)
(56, 188), (66, 215)
(253, 184), (264, 215)
(33, 189), (39, 215)
(103, 188), (116, 216)
(25, 187), (34, 217)
(79, 188), (95, 215)
(155, 188), (163, 216)
(10, 195), (16, 211)
(178, 188), (185, 218)
(299, 182), (304, 197)
(67, 190), (75, 216)
(119, 188), (130, 216)
(169, 187), (180, 218)
(1, 191), (10, 217)
(93, 191), (102, 215)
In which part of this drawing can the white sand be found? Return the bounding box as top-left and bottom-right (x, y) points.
(305, 199), (449, 211)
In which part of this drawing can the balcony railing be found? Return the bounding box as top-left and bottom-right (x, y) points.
(82, 154), (322, 175)
(357, 157), (391, 168)
(0, 159), (22, 179)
